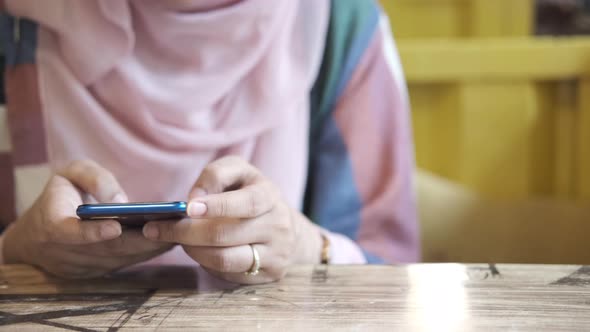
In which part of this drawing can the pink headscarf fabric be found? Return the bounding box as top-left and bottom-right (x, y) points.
(5, 0), (330, 208)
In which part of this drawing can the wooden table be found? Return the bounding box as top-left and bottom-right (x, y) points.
(1, 264), (590, 331)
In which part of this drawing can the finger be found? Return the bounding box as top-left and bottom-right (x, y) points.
(41, 175), (122, 245)
(189, 156), (259, 200)
(183, 244), (262, 274)
(199, 243), (288, 284)
(47, 216), (122, 245)
(58, 159), (128, 203)
(98, 250), (171, 274)
(187, 181), (277, 219)
(83, 246), (173, 274)
(143, 218), (267, 246)
(41, 259), (97, 279)
(47, 245), (171, 279)
(70, 229), (174, 257)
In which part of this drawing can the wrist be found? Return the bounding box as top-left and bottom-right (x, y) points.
(292, 211), (323, 264)
(2, 219), (33, 264)
(319, 232), (330, 264)
(2, 222), (22, 263)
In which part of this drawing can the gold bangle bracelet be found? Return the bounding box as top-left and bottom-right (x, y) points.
(320, 233), (330, 264)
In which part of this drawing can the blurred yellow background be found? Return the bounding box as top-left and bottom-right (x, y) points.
(380, 0), (590, 263)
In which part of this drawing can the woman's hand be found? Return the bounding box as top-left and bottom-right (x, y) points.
(143, 156), (324, 284)
(2, 160), (173, 278)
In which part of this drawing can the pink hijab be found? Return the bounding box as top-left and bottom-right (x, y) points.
(5, 0), (330, 208)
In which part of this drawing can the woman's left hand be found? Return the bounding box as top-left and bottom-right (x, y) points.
(142, 156), (323, 284)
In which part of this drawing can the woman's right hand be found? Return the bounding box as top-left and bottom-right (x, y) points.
(2, 160), (173, 278)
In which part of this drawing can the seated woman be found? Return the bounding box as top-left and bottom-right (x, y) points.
(0, 0), (419, 284)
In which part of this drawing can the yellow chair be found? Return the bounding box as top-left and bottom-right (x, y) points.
(417, 169), (590, 263)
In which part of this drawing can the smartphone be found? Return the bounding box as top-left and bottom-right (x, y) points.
(77, 201), (187, 227)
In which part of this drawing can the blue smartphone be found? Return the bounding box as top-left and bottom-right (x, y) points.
(77, 201), (187, 227)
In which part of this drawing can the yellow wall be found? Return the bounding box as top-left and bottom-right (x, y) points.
(382, 0), (533, 39)
(381, 1), (590, 263)
(382, 0), (590, 200)
(403, 38), (590, 200)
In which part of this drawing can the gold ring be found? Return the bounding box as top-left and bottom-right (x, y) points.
(245, 244), (260, 276)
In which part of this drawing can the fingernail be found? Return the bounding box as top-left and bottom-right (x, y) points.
(112, 193), (128, 203)
(101, 224), (121, 239)
(143, 224), (159, 239)
(188, 201), (207, 217)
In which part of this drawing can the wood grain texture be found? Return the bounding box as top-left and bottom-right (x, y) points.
(1, 264), (590, 331)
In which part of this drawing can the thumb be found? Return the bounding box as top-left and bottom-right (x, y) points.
(189, 156), (258, 201)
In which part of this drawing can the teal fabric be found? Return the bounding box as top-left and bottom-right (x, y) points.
(304, 0), (380, 223)
(304, 0), (383, 263)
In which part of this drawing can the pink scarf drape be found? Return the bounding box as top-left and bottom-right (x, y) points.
(6, 0), (329, 209)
